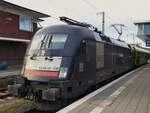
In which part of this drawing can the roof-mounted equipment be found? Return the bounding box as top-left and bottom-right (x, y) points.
(60, 16), (91, 28)
(59, 16), (102, 34)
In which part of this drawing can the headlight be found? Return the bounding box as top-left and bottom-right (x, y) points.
(59, 67), (68, 78)
(21, 57), (27, 75)
(21, 65), (25, 75)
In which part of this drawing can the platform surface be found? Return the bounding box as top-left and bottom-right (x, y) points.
(57, 65), (150, 113)
(0, 68), (21, 89)
(0, 69), (21, 78)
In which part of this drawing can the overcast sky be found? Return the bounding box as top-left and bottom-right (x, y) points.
(5, 0), (150, 46)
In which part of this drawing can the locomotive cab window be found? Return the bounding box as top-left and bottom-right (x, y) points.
(48, 34), (68, 50)
(28, 34), (68, 55)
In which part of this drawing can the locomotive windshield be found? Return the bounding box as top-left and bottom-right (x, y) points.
(49, 34), (68, 50)
(28, 34), (68, 56)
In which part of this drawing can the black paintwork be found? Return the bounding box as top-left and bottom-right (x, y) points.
(17, 24), (150, 101)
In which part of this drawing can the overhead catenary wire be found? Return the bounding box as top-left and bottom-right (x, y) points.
(84, 0), (142, 45)
(81, 0), (118, 23)
(81, 0), (136, 37)
(42, 0), (138, 44)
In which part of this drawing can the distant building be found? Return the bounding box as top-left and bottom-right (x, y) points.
(0, 0), (49, 66)
(134, 21), (150, 47)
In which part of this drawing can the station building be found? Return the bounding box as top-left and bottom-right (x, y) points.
(135, 22), (150, 47)
(0, 0), (49, 66)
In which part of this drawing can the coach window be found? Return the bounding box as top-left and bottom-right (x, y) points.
(19, 16), (33, 32)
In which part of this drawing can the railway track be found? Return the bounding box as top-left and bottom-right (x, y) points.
(0, 89), (10, 97)
(0, 89), (37, 113)
(0, 89), (57, 113)
(25, 109), (53, 113)
(0, 89), (16, 103)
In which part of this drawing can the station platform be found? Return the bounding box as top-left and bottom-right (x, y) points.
(57, 64), (150, 113)
(0, 68), (21, 78)
(0, 68), (21, 90)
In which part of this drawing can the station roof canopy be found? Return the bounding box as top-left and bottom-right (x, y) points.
(0, 37), (30, 43)
(0, 0), (50, 20)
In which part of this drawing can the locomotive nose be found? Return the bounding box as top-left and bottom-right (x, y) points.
(22, 56), (70, 82)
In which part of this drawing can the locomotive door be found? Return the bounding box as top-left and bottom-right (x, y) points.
(75, 40), (96, 87)
(85, 40), (96, 85)
(111, 44), (116, 75)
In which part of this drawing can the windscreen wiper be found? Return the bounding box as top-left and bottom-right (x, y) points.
(45, 35), (53, 60)
(30, 35), (47, 60)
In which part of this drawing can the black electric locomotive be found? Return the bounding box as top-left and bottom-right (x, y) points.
(8, 17), (150, 103)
